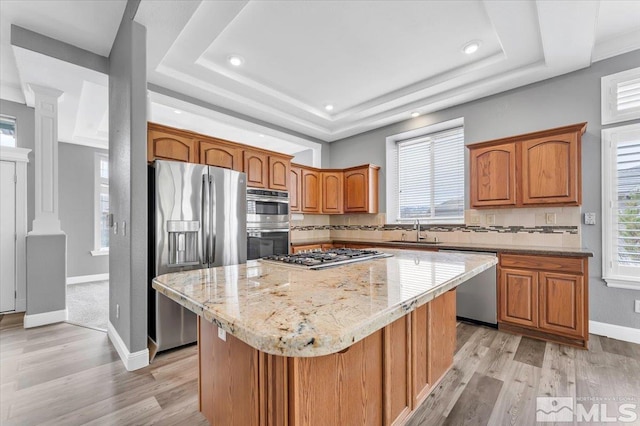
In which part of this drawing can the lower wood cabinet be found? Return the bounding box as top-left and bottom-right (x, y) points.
(498, 254), (588, 348)
(198, 290), (457, 426)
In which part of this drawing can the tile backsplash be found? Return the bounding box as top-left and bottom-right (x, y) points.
(290, 207), (582, 248)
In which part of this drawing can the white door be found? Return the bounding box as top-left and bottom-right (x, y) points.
(0, 160), (16, 312)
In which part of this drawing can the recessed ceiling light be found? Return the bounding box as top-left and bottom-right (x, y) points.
(259, 134), (265, 138)
(228, 55), (244, 67)
(411, 112), (420, 118)
(325, 104), (334, 112)
(462, 41), (481, 55)
(174, 110), (182, 114)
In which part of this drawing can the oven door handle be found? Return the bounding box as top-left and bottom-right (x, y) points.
(247, 228), (290, 233)
(247, 196), (290, 204)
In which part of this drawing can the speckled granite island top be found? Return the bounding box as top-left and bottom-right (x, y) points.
(152, 249), (497, 357)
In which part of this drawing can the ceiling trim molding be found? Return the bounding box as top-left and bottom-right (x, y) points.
(592, 29), (640, 62)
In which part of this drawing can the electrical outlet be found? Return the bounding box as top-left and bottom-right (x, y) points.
(545, 213), (556, 225)
(486, 214), (496, 225)
(470, 215), (481, 225)
(635, 300), (640, 314)
(116, 304), (120, 319)
(218, 328), (227, 341)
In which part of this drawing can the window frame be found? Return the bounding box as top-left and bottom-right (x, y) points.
(385, 118), (465, 224)
(0, 115), (17, 148)
(601, 66), (640, 125)
(91, 152), (109, 256)
(601, 123), (640, 289)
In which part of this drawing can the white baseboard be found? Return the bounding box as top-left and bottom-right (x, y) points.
(589, 320), (640, 344)
(66, 273), (109, 285)
(107, 321), (149, 371)
(23, 309), (68, 328)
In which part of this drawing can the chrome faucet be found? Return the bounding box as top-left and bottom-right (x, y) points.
(414, 219), (421, 242)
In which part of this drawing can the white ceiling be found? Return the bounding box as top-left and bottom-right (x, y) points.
(136, 0), (640, 142)
(1, 0), (640, 148)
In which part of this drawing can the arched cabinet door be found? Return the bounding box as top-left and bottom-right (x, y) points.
(290, 166), (302, 212)
(521, 133), (579, 205)
(243, 150), (268, 188)
(269, 156), (290, 191)
(199, 140), (242, 171)
(321, 171), (343, 214)
(469, 143), (517, 207)
(147, 128), (196, 163)
(301, 169), (321, 213)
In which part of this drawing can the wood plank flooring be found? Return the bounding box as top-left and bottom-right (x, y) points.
(2, 315), (639, 425)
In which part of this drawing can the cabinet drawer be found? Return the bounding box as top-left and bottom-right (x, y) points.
(500, 254), (584, 274)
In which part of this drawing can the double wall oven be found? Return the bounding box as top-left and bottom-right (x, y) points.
(247, 188), (290, 260)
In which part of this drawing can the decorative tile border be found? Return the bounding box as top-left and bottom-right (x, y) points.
(291, 224), (579, 235)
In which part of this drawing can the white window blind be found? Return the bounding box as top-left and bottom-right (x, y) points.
(602, 123), (640, 288)
(395, 127), (464, 223)
(602, 67), (640, 125)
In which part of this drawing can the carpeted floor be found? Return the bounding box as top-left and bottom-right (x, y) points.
(66, 280), (108, 331)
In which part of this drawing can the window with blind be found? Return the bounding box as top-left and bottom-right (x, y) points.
(602, 123), (640, 288)
(92, 153), (109, 255)
(392, 126), (464, 223)
(601, 66), (640, 125)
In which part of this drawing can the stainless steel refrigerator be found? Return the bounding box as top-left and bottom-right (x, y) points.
(149, 160), (247, 353)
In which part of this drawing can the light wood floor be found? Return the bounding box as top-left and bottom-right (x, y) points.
(1, 314), (639, 425)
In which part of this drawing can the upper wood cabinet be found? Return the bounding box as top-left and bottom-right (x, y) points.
(243, 150), (269, 189)
(521, 132), (580, 205)
(290, 166), (302, 213)
(148, 125), (197, 163)
(301, 168), (321, 213)
(198, 139), (242, 171)
(321, 171), (344, 214)
(268, 155), (290, 191)
(468, 123), (586, 208)
(344, 165), (380, 213)
(470, 143), (517, 207)
(148, 123), (293, 190)
(498, 253), (588, 349)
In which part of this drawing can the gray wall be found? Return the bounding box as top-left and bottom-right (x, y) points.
(0, 100), (35, 229)
(109, 0), (148, 353)
(59, 142), (109, 277)
(330, 49), (640, 329)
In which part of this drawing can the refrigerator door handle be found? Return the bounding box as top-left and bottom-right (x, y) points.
(209, 174), (216, 265)
(202, 173), (210, 266)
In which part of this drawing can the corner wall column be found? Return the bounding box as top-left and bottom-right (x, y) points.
(24, 83), (67, 328)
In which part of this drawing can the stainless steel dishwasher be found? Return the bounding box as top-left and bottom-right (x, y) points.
(440, 249), (498, 327)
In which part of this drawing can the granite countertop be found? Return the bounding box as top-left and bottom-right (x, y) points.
(292, 239), (593, 257)
(152, 249), (497, 357)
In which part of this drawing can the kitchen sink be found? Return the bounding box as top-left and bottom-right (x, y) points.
(389, 240), (443, 245)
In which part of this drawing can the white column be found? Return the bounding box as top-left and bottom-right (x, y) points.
(28, 83), (64, 235)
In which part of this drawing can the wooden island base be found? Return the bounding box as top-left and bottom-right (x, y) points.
(198, 289), (456, 426)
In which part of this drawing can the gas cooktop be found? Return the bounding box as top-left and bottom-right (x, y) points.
(260, 248), (393, 270)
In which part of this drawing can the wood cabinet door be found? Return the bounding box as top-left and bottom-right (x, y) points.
(301, 169), (321, 213)
(411, 303), (430, 408)
(243, 150), (268, 188)
(521, 132), (580, 205)
(499, 268), (538, 328)
(290, 166), (302, 212)
(383, 315), (412, 425)
(321, 171), (344, 214)
(539, 272), (585, 338)
(147, 129), (196, 163)
(428, 289), (456, 386)
(268, 156), (290, 191)
(344, 167), (369, 212)
(469, 143), (517, 207)
(198, 139), (242, 170)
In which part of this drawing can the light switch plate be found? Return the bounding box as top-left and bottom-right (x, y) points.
(218, 328), (227, 341)
(635, 300), (640, 314)
(486, 214), (496, 225)
(469, 215), (481, 225)
(584, 212), (596, 225)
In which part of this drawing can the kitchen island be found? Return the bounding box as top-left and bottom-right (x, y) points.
(153, 249), (497, 426)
